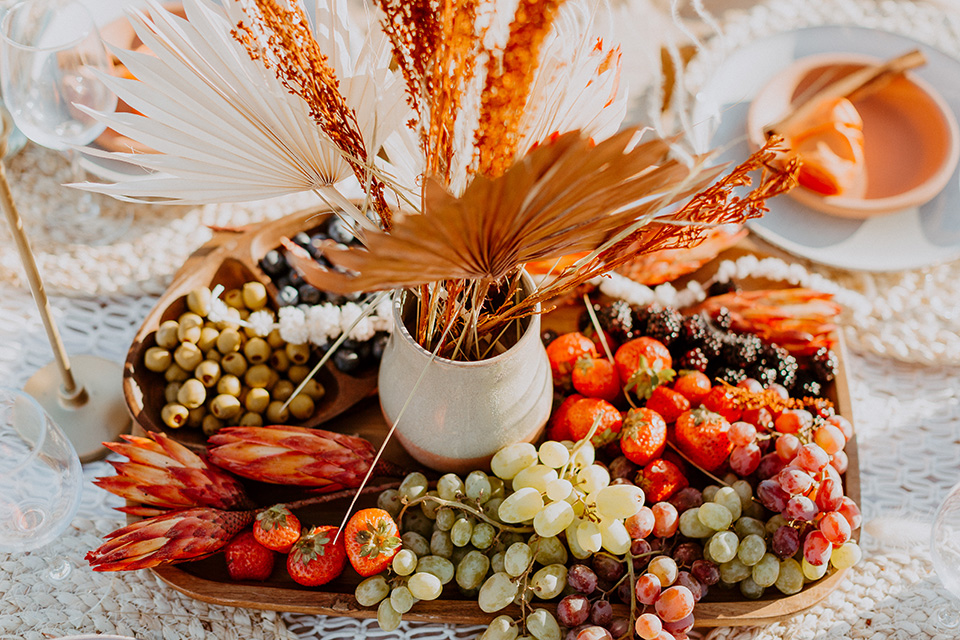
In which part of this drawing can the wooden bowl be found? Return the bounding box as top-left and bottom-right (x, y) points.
(123, 208), (378, 452)
(747, 52), (960, 218)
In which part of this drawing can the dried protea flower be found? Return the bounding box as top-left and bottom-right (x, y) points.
(86, 508), (254, 571)
(94, 432), (253, 514)
(207, 425), (389, 489)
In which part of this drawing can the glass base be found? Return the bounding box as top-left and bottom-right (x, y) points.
(938, 605), (960, 629)
(44, 198), (133, 246)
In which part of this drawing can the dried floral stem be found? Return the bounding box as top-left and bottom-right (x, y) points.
(280, 482), (401, 512)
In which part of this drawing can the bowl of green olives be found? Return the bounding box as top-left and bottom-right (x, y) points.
(124, 208), (379, 452)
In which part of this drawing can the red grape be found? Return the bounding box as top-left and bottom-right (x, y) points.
(820, 511), (852, 544)
(576, 626), (612, 640)
(625, 506), (655, 539)
(672, 542), (703, 567)
(729, 443), (761, 476)
(590, 599), (613, 627)
(830, 450), (849, 474)
(632, 538), (653, 571)
(652, 502), (679, 538)
(635, 572), (662, 604)
(757, 479), (789, 512)
(609, 456), (638, 480)
(635, 613), (662, 640)
(815, 476), (843, 512)
(592, 553), (625, 583)
(741, 406), (774, 431)
(803, 530), (832, 566)
(668, 487), (703, 513)
(768, 383), (789, 400)
(661, 612), (695, 634)
(568, 564), (598, 594)
(609, 618), (630, 638)
(814, 424), (845, 455)
(777, 468), (815, 495)
(655, 586), (695, 622)
(827, 414), (854, 441)
(775, 434), (800, 461)
(838, 497), (862, 530)
(675, 571), (703, 602)
(771, 525), (800, 558)
(774, 410), (805, 434)
(796, 443), (829, 472)
(756, 453), (786, 480)
(784, 495), (818, 521)
(729, 421), (758, 446)
(737, 378), (764, 393)
(557, 594), (591, 627)
(690, 559), (720, 586)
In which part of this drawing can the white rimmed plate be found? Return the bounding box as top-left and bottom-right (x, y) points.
(691, 25), (960, 271)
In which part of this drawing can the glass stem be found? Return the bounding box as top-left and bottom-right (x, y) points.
(67, 149), (98, 221)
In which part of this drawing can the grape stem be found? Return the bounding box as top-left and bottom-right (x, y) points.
(622, 546), (638, 640)
(397, 494), (534, 534)
(665, 441), (764, 507)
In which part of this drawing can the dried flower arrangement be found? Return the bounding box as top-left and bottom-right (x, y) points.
(82, 0), (798, 362)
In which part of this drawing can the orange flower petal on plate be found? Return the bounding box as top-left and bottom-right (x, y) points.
(785, 97), (866, 196)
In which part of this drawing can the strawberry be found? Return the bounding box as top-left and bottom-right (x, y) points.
(224, 530), (275, 581)
(344, 508), (402, 577)
(567, 397), (623, 446)
(645, 386), (690, 423)
(614, 337), (675, 400)
(674, 407), (733, 472)
(546, 332), (598, 385)
(636, 458), (688, 503)
(673, 371), (712, 406)
(572, 357), (620, 402)
(287, 525), (346, 587)
(547, 394), (583, 441)
(254, 505), (301, 553)
(702, 385), (743, 423)
(619, 407), (667, 465)
(581, 325), (620, 357)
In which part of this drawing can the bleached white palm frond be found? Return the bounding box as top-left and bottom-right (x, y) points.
(77, 0), (411, 230)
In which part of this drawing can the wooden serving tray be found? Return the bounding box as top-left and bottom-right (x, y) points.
(122, 208), (379, 452)
(138, 227), (860, 628)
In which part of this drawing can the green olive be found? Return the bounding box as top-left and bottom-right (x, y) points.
(238, 412), (263, 427)
(144, 347), (172, 372)
(174, 343), (204, 371)
(244, 364), (272, 389)
(187, 406), (206, 428)
(177, 378), (207, 409)
(216, 328), (242, 354)
(266, 329), (285, 349)
(217, 374), (242, 397)
(195, 360), (221, 388)
(202, 414), (224, 436)
(301, 379), (326, 401)
(210, 394), (242, 420)
(285, 342), (311, 365)
(197, 327), (220, 352)
(186, 287), (212, 317)
(221, 352), (248, 377)
(244, 387), (270, 413)
(244, 337), (271, 364)
(289, 394), (315, 420)
(164, 382), (182, 404)
(272, 379), (294, 402)
(287, 365), (309, 385)
(161, 403), (189, 428)
(268, 349), (290, 372)
(155, 321), (180, 349)
(242, 281), (268, 311)
(224, 289), (245, 309)
(164, 364), (190, 383)
(265, 400), (289, 424)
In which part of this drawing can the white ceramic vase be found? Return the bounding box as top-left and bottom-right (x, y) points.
(378, 272), (552, 473)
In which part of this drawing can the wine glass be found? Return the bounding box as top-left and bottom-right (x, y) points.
(0, 0), (131, 245)
(0, 386), (83, 574)
(931, 480), (960, 628)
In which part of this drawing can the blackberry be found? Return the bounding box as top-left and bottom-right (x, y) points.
(721, 334), (762, 369)
(595, 300), (635, 342)
(632, 305), (652, 337)
(707, 280), (739, 298)
(715, 367), (747, 385)
(541, 329), (559, 347)
(678, 348), (709, 373)
(679, 314), (708, 345)
(794, 377), (823, 398)
(750, 365), (778, 386)
(700, 332), (724, 359)
(713, 307), (733, 330)
(810, 347), (838, 383)
(646, 307), (683, 345)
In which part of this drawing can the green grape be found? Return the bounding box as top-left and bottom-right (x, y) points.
(392, 549), (419, 576)
(355, 575), (390, 607)
(775, 558), (804, 595)
(488, 476), (505, 500)
(377, 599), (401, 631)
(482, 615), (519, 640)
(532, 535), (568, 566)
(742, 500), (765, 520)
(435, 507), (456, 532)
(713, 486), (742, 521)
(513, 586), (532, 606)
(501, 532), (524, 549)
(498, 487), (544, 523)
(708, 531), (740, 564)
(576, 519), (602, 554)
(451, 517), (475, 547)
(390, 585), (416, 613)
(564, 520), (592, 559)
(752, 553), (781, 587)
(599, 518), (631, 555)
(402, 509), (434, 538)
(527, 608), (561, 640)
(456, 550), (491, 590)
(719, 557), (752, 584)
(538, 441), (570, 469)
(802, 557), (828, 581)
(732, 479), (754, 506)
(531, 564), (567, 600)
(679, 508), (714, 538)
(734, 517), (766, 540)
(702, 484), (720, 502)
(417, 555), (455, 585)
(504, 542), (533, 577)
(420, 491), (441, 519)
(513, 465), (559, 493)
(491, 443), (538, 480)
(831, 542), (862, 570)
(437, 473), (464, 501)
(570, 441), (595, 467)
(401, 531), (430, 557)
(737, 534), (766, 567)
(485, 498), (504, 522)
(595, 485), (644, 520)
(533, 501), (575, 538)
(478, 572), (519, 613)
(546, 478), (573, 502)
(739, 576), (764, 599)
(472, 522), (496, 550)
(408, 572), (443, 600)
(575, 464), (609, 494)
(466, 470), (493, 502)
(765, 514), (789, 536)
(698, 503), (734, 531)
(430, 530), (454, 558)
(450, 545), (470, 567)
(377, 489), (402, 518)
(399, 472), (429, 501)
(491, 551), (506, 574)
